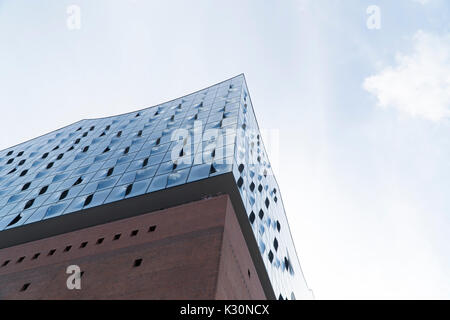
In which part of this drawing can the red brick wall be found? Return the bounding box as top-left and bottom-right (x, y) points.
(0, 195), (266, 300)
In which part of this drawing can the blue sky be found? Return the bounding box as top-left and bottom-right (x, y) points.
(0, 0), (449, 299)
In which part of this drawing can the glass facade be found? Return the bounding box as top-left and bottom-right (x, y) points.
(0, 74), (311, 299)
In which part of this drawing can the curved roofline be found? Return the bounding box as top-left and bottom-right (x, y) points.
(80, 73), (245, 121)
(0, 73), (245, 154)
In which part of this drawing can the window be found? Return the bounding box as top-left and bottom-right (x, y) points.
(20, 283), (30, 292)
(73, 177), (83, 186)
(24, 199), (34, 210)
(7, 214), (22, 227)
(130, 230), (139, 237)
(80, 242), (88, 248)
(133, 259), (143, 267)
(84, 194), (93, 207)
(148, 225), (157, 232)
(39, 185), (48, 195)
(59, 190), (69, 200)
(22, 182), (31, 191)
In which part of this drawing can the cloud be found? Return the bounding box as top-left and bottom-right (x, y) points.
(412, 0), (431, 4)
(363, 31), (450, 122)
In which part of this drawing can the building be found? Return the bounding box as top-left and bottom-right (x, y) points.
(0, 75), (312, 300)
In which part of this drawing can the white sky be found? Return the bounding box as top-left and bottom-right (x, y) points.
(0, 0), (449, 299)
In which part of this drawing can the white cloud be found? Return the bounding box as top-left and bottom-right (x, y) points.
(363, 31), (450, 122)
(413, 0), (431, 4)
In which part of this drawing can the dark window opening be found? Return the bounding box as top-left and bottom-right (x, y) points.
(106, 167), (114, 177)
(17, 151), (24, 156)
(113, 234), (121, 241)
(17, 256), (25, 264)
(73, 177), (83, 186)
(96, 238), (104, 245)
(6, 150), (13, 156)
(7, 214), (21, 227)
(125, 184), (133, 196)
(124, 146), (130, 154)
(6, 158), (13, 164)
(32, 253), (40, 260)
(84, 194), (93, 207)
(20, 283), (30, 292)
(64, 245), (72, 252)
(103, 147), (110, 153)
(148, 225), (157, 232)
(249, 212), (256, 224)
(265, 198), (270, 208)
(284, 258), (291, 271)
(57, 153), (64, 160)
(258, 209), (264, 220)
(20, 169), (29, 176)
(18, 159), (25, 166)
(82, 146), (89, 153)
(46, 162), (54, 169)
(48, 249), (56, 256)
(24, 199), (34, 210)
(7, 168), (16, 174)
(59, 189), (69, 200)
(39, 185), (48, 195)
(22, 182), (31, 191)
(42, 152), (49, 159)
(116, 131), (122, 137)
(142, 158), (149, 168)
(130, 230), (139, 237)
(2, 260), (10, 267)
(80, 242), (88, 248)
(133, 259), (143, 267)
(268, 251), (274, 263)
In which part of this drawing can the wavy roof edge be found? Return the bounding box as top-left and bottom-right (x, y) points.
(0, 73), (246, 154)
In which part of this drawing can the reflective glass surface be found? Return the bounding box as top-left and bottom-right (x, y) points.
(0, 74), (311, 299)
